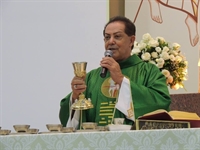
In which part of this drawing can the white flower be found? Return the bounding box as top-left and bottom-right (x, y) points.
(167, 75), (173, 83)
(184, 61), (188, 66)
(156, 47), (162, 53)
(160, 51), (170, 60)
(139, 43), (147, 50)
(175, 56), (182, 62)
(132, 33), (188, 90)
(171, 83), (180, 90)
(156, 36), (165, 43)
(131, 47), (141, 55)
(148, 39), (159, 47)
(149, 60), (156, 65)
(172, 51), (179, 56)
(156, 58), (164, 64)
(163, 46), (169, 52)
(179, 84), (184, 88)
(156, 63), (164, 68)
(151, 52), (158, 58)
(142, 33), (152, 42)
(156, 58), (165, 68)
(172, 43), (181, 50)
(182, 69), (187, 75)
(141, 52), (151, 61)
(169, 54), (175, 61)
(162, 69), (170, 77)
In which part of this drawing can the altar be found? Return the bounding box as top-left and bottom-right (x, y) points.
(0, 128), (200, 150)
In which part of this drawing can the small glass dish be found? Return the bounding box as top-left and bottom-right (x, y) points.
(96, 126), (107, 131)
(61, 127), (75, 133)
(13, 125), (30, 133)
(0, 129), (11, 135)
(27, 128), (39, 134)
(46, 124), (63, 132)
(82, 122), (97, 130)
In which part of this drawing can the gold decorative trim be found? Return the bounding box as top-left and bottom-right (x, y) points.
(99, 113), (113, 116)
(101, 102), (109, 105)
(100, 109), (113, 112)
(99, 121), (107, 124)
(100, 106), (115, 109)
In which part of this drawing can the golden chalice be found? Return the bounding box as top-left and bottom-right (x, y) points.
(71, 62), (93, 129)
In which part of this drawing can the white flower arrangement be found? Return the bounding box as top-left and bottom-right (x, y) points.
(132, 33), (188, 90)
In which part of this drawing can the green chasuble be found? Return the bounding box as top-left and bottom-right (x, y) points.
(59, 54), (171, 127)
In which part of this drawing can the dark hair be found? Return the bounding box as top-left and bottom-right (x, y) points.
(103, 16), (136, 49)
(103, 16), (136, 37)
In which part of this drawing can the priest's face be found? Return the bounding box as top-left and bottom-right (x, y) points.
(104, 21), (135, 62)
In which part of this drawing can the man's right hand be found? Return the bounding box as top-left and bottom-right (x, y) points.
(71, 76), (87, 102)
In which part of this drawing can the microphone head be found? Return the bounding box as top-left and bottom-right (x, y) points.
(104, 50), (113, 57)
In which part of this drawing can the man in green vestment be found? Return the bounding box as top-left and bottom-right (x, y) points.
(59, 16), (171, 129)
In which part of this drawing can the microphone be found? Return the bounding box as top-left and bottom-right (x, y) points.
(100, 50), (113, 78)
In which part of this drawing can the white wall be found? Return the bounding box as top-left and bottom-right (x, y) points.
(125, 0), (200, 94)
(0, 0), (108, 132)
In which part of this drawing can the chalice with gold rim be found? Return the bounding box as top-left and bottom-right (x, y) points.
(71, 62), (93, 129)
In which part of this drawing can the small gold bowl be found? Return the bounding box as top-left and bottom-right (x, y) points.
(13, 125), (30, 133)
(61, 127), (75, 133)
(82, 122), (97, 130)
(0, 129), (11, 135)
(27, 128), (39, 134)
(46, 124), (63, 132)
(96, 126), (106, 131)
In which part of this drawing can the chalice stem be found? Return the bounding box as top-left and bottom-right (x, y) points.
(80, 109), (82, 130)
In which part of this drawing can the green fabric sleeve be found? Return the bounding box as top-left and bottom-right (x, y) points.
(129, 63), (171, 118)
(59, 93), (71, 127)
